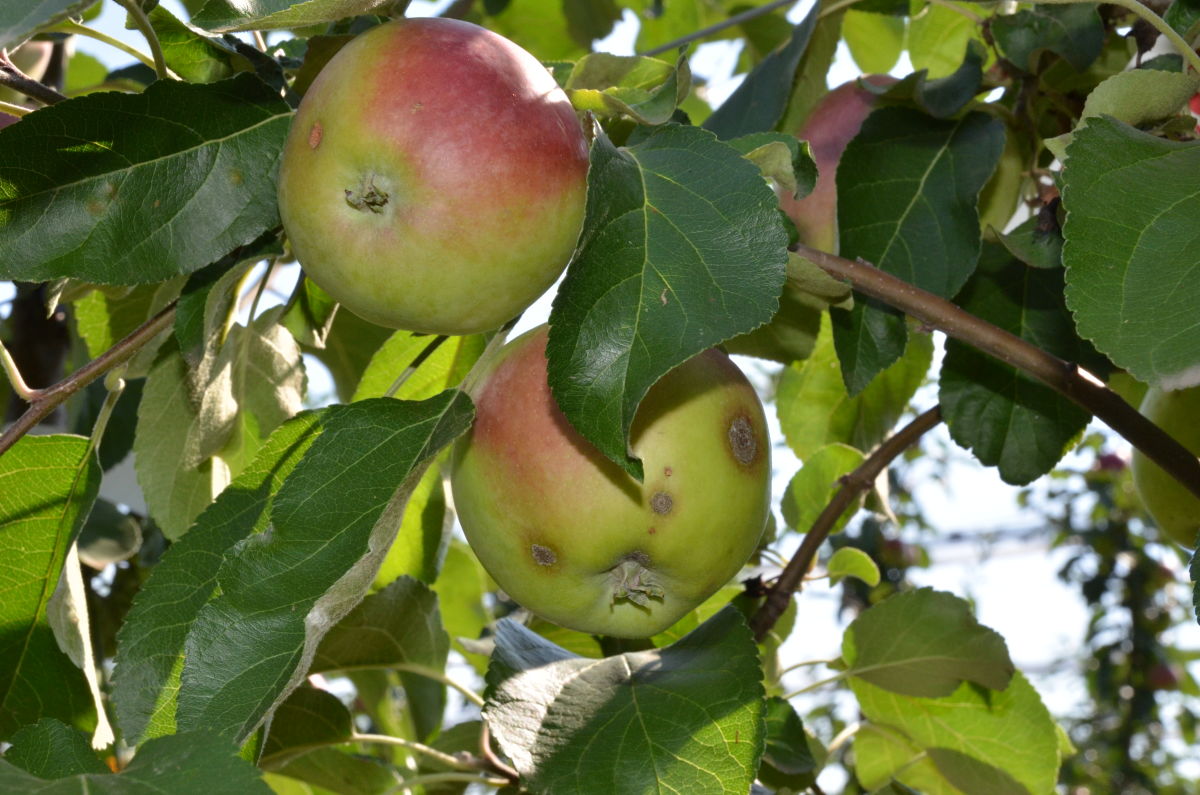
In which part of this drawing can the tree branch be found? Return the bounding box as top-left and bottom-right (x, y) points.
(0, 50), (67, 105)
(750, 406), (942, 641)
(639, 0), (799, 56)
(796, 243), (1200, 503)
(0, 302), (177, 458)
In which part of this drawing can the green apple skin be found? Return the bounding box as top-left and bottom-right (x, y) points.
(778, 75), (894, 253)
(1132, 386), (1200, 548)
(277, 19), (589, 335)
(451, 326), (771, 638)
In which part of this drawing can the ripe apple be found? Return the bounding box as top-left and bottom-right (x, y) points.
(778, 75), (894, 253)
(450, 326), (772, 638)
(1132, 385), (1200, 548)
(277, 18), (589, 335)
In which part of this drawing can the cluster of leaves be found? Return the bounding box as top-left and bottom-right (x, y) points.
(1, 0), (1199, 791)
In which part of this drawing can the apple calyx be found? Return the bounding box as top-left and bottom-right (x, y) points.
(609, 554), (665, 607)
(345, 174), (389, 213)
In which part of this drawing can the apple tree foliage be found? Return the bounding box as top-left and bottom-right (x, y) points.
(1, 0), (1199, 791)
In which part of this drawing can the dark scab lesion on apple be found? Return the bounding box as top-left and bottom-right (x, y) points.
(728, 415), (757, 466)
(530, 543), (557, 566)
(650, 491), (673, 515)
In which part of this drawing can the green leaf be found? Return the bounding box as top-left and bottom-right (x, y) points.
(827, 547), (881, 586)
(1165, 0), (1200, 39)
(177, 393), (474, 742)
(190, 0), (393, 32)
(854, 723), (956, 793)
(832, 108), (1004, 393)
(547, 124), (788, 478)
(726, 132), (818, 201)
(1062, 117), (1200, 389)
(851, 672), (1061, 795)
(991, 3), (1105, 73)
(353, 332), (486, 402)
(843, 10), (903, 74)
(113, 412), (325, 743)
(997, 214), (1063, 270)
(777, 313), (933, 460)
(0, 73), (290, 285)
(266, 749), (394, 795)
(703, 4), (819, 139)
(148, 5), (243, 83)
(843, 588), (1014, 697)
(940, 244), (1100, 484)
(884, 38), (987, 119)
(906, 2), (981, 79)
(261, 686), (354, 768)
(0, 435), (99, 739)
(484, 0), (588, 60)
(0, 731), (274, 793)
(776, 1), (844, 135)
(312, 576), (450, 742)
(0, 0), (93, 50)
(782, 443), (866, 533)
(4, 719), (108, 777)
(77, 499), (142, 569)
(73, 281), (183, 366)
(133, 344), (230, 541)
(563, 0), (622, 48)
(280, 278), (339, 350)
(485, 606), (766, 795)
(565, 53), (690, 125)
(433, 540), (493, 670)
(758, 697), (817, 790)
(371, 465), (447, 587)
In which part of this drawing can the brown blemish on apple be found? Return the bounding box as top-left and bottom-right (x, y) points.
(308, 122), (323, 149)
(648, 526), (657, 535)
(650, 491), (673, 515)
(531, 543), (556, 566)
(728, 415), (757, 466)
(664, 467), (673, 477)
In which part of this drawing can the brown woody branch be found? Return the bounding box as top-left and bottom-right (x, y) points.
(751, 406), (942, 641)
(0, 49), (67, 106)
(0, 302), (177, 458)
(797, 243), (1200, 503)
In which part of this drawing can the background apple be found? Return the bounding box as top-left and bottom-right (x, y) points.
(1132, 385), (1200, 547)
(277, 18), (589, 335)
(778, 74), (895, 254)
(451, 326), (772, 638)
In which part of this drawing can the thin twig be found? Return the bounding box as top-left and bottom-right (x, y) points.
(797, 243), (1200, 503)
(391, 663), (485, 707)
(0, 339), (37, 401)
(639, 0), (799, 56)
(0, 99), (29, 117)
(115, 0), (171, 81)
(385, 335), (450, 398)
(385, 772), (510, 794)
(52, 19), (182, 80)
(750, 406), (942, 641)
(480, 721), (520, 782)
(352, 733), (472, 770)
(0, 302), (177, 459)
(0, 50), (67, 105)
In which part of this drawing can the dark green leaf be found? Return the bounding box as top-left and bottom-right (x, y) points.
(0, 74), (290, 285)
(563, 0), (622, 48)
(281, 278), (338, 350)
(832, 108), (1004, 393)
(757, 697), (816, 790)
(0, 731), (274, 793)
(991, 3), (1105, 73)
(998, 214), (1063, 270)
(1165, 0), (1200, 39)
(777, 2), (843, 135)
(113, 412), (325, 742)
(485, 606), (765, 795)
(4, 719), (108, 777)
(882, 38), (987, 119)
(703, 3), (818, 139)
(843, 588), (1014, 697)
(149, 5), (243, 83)
(262, 686), (354, 768)
(940, 244), (1100, 484)
(177, 393), (474, 742)
(1062, 117), (1200, 389)
(547, 124), (787, 478)
(267, 749), (394, 795)
(0, 435), (99, 739)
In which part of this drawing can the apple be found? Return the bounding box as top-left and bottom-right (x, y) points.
(1132, 385), (1200, 548)
(450, 326), (771, 638)
(778, 75), (894, 254)
(277, 18), (589, 335)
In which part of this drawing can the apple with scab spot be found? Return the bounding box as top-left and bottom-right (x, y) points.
(1132, 385), (1200, 548)
(450, 325), (772, 638)
(277, 18), (589, 335)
